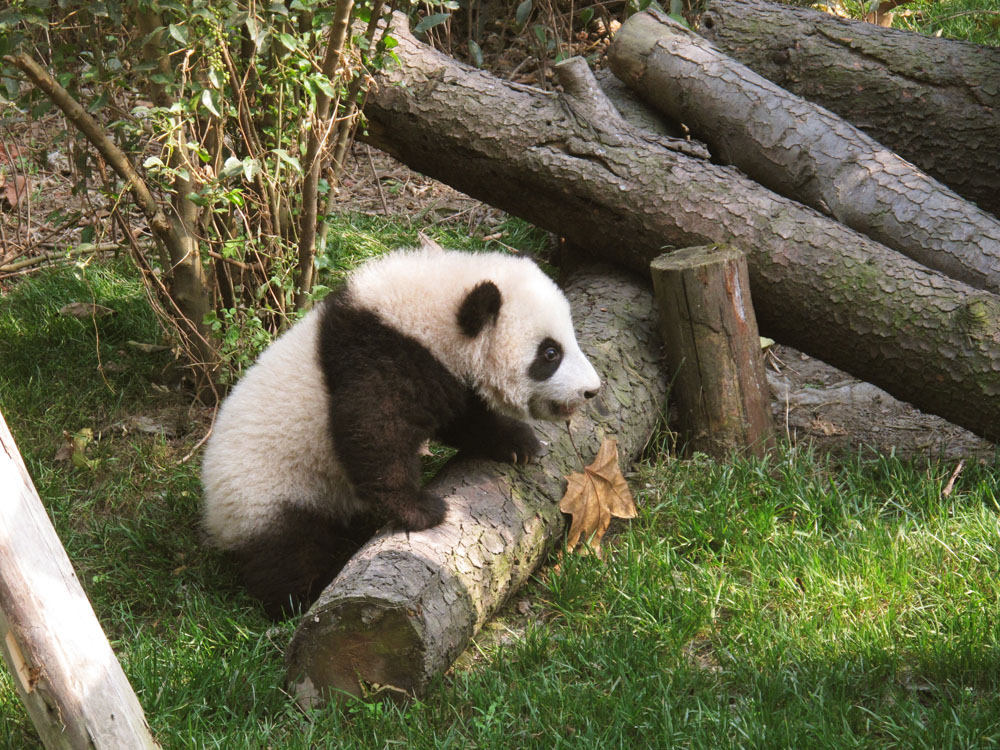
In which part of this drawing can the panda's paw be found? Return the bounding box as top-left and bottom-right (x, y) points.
(395, 490), (447, 532)
(492, 420), (541, 466)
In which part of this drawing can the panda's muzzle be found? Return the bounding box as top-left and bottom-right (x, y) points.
(526, 336), (601, 421)
(529, 386), (600, 421)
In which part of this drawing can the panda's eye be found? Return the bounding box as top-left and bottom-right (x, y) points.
(529, 338), (563, 381)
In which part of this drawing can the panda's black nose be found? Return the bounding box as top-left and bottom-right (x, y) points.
(583, 388), (599, 400)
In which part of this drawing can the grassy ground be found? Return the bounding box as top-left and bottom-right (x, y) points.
(806, 0), (1000, 45)
(883, 0), (1000, 45)
(1, 222), (999, 748)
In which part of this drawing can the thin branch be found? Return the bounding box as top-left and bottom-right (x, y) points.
(0, 244), (118, 274)
(4, 53), (173, 243)
(294, 0), (356, 309)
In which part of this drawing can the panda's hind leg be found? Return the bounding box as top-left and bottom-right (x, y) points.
(231, 506), (379, 620)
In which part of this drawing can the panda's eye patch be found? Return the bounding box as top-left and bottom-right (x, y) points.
(529, 337), (563, 381)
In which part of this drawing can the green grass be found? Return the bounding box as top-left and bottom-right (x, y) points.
(829, 0), (1000, 45)
(2, 232), (1000, 748)
(898, 0), (1000, 46)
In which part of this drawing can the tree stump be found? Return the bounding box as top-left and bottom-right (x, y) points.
(651, 245), (773, 458)
(285, 266), (668, 705)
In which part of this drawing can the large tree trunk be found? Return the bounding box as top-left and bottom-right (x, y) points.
(607, 10), (1000, 296)
(285, 267), (667, 704)
(699, 0), (1000, 218)
(359, 13), (1000, 442)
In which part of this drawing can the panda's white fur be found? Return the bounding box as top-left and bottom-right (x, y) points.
(201, 241), (600, 615)
(202, 310), (356, 550)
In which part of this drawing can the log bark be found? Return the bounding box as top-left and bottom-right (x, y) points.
(607, 10), (1000, 296)
(358, 13), (1000, 442)
(651, 245), (774, 458)
(699, 0), (1000, 218)
(285, 267), (667, 704)
(0, 410), (159, 749)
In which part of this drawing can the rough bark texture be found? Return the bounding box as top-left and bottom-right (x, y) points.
(359, 13), (1000, 442)
(0, 411), (159, 749)
(608, 10), (1000, 295)
(651, 246), (773, 458)
(285, 267), (667, 705)
(700, 0), (1000, 218)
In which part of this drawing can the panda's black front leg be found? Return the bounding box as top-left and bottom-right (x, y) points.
(332, 409), (446, 532)
(438, 392), (541, 465)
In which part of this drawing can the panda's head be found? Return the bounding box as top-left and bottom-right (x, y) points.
(456, 265), (602, 422)
(347, 241), (601, 421)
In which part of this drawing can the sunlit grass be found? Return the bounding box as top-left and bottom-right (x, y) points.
(1, 230), (999, 748)
(827, 0), (1000, 45)
(892, 0), (1000, 45)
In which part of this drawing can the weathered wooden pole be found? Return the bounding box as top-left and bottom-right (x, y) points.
(0, 409), (159, 749)
(651, 245), (773, 457)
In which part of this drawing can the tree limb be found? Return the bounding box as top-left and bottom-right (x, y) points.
(608, 10), (1000, 295)
(700, 0), (1000, 217)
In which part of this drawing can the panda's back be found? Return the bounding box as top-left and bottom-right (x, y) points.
(201, 308), (358, 549)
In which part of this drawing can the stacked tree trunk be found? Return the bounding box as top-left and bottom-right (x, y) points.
(699, 0), (1000, 218)
(358, 10), (1000, 442)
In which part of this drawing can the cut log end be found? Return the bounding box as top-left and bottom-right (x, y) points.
(287, 602), (424, 705)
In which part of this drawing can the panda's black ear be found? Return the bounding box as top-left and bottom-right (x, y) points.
(458, 281), (502, 337)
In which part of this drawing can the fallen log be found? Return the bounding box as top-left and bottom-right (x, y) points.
(607, 9), (1000, 295)
(700, 0), (1000, 218)
(359, 13), (1000, 442)
(285, 266), (667, 704)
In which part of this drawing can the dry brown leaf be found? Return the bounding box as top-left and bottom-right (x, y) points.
(1, 174), (28, 210)
(559, 437), (636, 556)
(808, 416), (846, 436)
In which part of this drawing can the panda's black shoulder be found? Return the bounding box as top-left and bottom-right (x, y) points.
(314, 289), (470, 420)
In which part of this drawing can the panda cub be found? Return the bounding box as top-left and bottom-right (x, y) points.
(201, 239), (601, 616)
